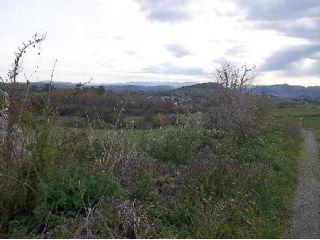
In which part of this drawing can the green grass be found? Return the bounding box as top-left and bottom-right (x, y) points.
(1, 113), (303, 238)
(73, 123), (303, 237)
(140, 127), (301, 238)
(272, 107), (320, 117)
(272, 107), (320, 140)
(174, 83), (216, 98)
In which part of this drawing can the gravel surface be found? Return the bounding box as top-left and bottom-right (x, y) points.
(289, 130), (320, 238)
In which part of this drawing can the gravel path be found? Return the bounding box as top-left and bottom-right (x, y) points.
(289, 129), (320, 238)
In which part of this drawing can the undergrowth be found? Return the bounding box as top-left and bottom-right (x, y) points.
(0, 114), (301, 238)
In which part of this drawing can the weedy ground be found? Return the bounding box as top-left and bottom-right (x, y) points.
(0, 111), (302, 238)
(273, 107), (320, 143)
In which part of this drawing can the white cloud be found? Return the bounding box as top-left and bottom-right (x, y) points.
(0, 0), (319, 86)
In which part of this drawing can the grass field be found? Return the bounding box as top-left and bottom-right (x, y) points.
(272, 107), (320, 141)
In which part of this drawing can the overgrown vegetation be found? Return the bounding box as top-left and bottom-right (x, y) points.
(0, 35), (302, 238)
(273, 107), (320, 142)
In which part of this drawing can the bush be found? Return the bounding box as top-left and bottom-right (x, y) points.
(36, 163), (124, 217)
(138, 126), (220, 164)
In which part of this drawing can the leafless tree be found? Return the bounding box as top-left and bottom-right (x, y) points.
(210, 62), (268, 130)
(1, 33), (46, 168)
(215, 62), (257, 91)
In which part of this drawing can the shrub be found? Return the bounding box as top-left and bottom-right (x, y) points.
(138, 126), (220, 164)
(35, 163), (124, 217)
(209, 62), (272, 131)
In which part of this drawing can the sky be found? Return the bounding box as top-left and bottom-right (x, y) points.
(0, 0), (319, 86)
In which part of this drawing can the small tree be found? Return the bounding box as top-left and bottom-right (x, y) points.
(210, 62), (268, 131)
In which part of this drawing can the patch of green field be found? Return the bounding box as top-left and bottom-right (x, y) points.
(272, 107), (320, 141)
(272, 107), (320, 117)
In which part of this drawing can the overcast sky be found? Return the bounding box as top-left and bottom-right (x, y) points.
(1, 0), (319, 85)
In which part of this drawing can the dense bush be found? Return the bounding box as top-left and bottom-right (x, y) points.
(137, 126), (221, 164)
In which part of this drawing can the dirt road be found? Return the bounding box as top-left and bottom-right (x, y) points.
(290, 130), (320, 238)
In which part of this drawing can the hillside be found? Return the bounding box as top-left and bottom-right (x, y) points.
(251, 84), (320, 98)
(173, 82), (218, 97)
(172, 83), (320, 99)
(30, 81), (196, 93)
(28, 81), (320, 98)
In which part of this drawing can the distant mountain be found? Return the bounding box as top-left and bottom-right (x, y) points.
(29, 81), (320, 98)
(251, 84), (320, 98)
(31, 81), (76, 89)
(113, 81), (197, 88)
(102, 84), (176, 92)
(30, 81), (198, 92)
(94, 81), (198, 92)
(169, 83), (320, 99)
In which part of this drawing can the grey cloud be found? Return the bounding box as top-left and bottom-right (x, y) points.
(233, 0), (320, 77)
(260, 43), (320, 72)
(235, 0), (319, 21)
(136, 0), (190, 22)
(233, 0), (320, 41)
(226, 45), (248, 57)
(256, 17), (320, 41)
(213, 57), (228, 67)
(286, 62), (320, 77)
(274, 57), (320, 77)
(166, 43), (191, 58)
(143, 63), (205, 76)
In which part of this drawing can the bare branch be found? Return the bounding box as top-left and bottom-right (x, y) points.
(8, 33), (46, 84)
